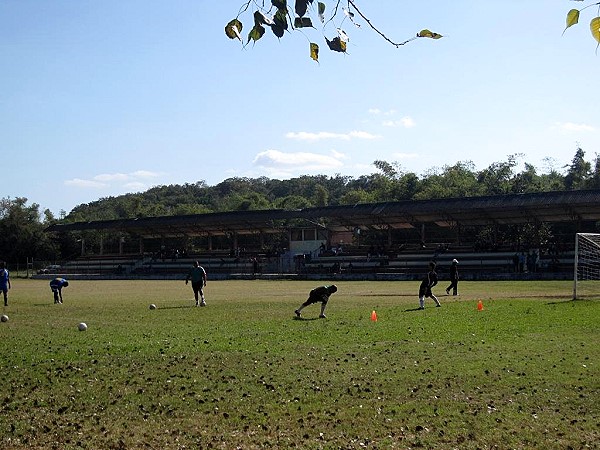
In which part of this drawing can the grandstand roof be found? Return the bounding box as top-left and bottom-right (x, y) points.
(45, 190), (600, 237)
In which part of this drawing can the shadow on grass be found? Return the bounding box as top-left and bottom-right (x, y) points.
(292, 316), (320, 321)
(154, 304), (199, 310)
(546, 297), (598, 305)
(362, 293), (414, 297)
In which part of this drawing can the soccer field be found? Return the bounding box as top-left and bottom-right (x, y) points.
(0, 279), (598, 449)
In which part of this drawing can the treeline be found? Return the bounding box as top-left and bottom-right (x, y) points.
(65, 150), (600, 222)
(1, 149), (599, 265)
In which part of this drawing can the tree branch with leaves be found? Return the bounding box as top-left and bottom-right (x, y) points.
(225, 0), (443, 62)
(563, 1), (600, 51)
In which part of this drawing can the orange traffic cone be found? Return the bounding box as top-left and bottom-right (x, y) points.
(371, 310), (378, 321)
(477, 300), (484, 311)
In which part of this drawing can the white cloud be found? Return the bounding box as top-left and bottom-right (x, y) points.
(131, 170), (161, 179)
(94, 173), (129, 182)
(285, 130), (380, 141)
(123, 182), (147, 191)
(368, 108), (397, 116)
(555, 122), (595, 132)
(253, 150), (345, 173)
(383, 116), (416, 128)
(392, 152), (419, 160)
(64, 178), (108, 189)
(64, 170), (163, 191)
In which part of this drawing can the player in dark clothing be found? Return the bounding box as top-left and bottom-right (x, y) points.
(185, 261), (207, 306)
(419, 262), (441, 309)
(49, 277), (69, 304)
(446, 258), (459, 296)
(0, 262), (10, 306)
(295, 284), (337, 319)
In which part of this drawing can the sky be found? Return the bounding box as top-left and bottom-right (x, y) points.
(1, 0), (599, 216)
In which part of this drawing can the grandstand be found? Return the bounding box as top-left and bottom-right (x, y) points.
(41, 190), (600, 281)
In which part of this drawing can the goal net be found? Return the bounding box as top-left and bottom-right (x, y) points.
(573, 233), (600, 300)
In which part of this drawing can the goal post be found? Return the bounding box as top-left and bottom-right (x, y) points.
(573, 233), (600, 300)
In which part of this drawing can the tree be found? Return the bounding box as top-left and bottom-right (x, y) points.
(0, 197), (58, 263)
(226, 0), (442, 61)
(312, 184), (329, 206)
(477, 155), (521, 196)
(588, 153), (600, 189)
(564, 146), (591, 190)
(414, 162), (480, 200)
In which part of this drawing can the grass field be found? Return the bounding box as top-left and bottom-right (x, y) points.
(0, 279), (598, 449)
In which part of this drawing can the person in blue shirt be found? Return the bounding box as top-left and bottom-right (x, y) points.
(0, 262), (11, 307)
(49, 277), (69, 304)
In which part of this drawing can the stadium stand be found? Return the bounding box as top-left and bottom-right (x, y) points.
(41, 190), (600, 280)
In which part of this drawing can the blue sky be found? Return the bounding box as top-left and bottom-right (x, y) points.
(1, 0), (599, 216)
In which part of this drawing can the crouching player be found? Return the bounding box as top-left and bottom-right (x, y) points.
(50, 277), (69, 304)
(295, 284), (337, 319)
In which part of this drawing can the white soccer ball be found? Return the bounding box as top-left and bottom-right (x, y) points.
(0, 314), (8, 323)
(149, 304), (157, 310)
(78, 322), (88, 331)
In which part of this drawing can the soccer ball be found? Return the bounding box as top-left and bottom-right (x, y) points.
(78, 322), (88, 331)
(149, 304), (157, 310)
(0, 314), (8, 323)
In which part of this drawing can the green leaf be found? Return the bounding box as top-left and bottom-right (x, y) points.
(310, 42), (319, 62)
(417, 29), (443, 39)
(248, 24), (266, 43)
(225, 19), (243, 40)
(272, 0), (286, 10)
(295, 0), (309, 17)
(563, 9), (579, 34)
(591, 17), (600, 44)
(254, 11), (267, 26)
(272, 8), (288, 38)
(564, 9), (580, 34)
(326, 36), (347, 53)
(294, 17), (313, 28)
(318, 2), (326, 23)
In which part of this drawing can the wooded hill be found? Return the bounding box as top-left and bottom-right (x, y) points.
(1, 149), (598, 265)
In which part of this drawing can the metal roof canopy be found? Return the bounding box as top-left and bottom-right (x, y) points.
(45, 190), (600, 238)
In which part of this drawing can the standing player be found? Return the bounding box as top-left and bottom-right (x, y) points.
(295, 284), (337, 319)
(446, 258), (459, 296)
(185, 261), (207, 306)
(50, 277), (69, 304)
(418, 262), (441, 309)
(0, 262), (11, 306)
